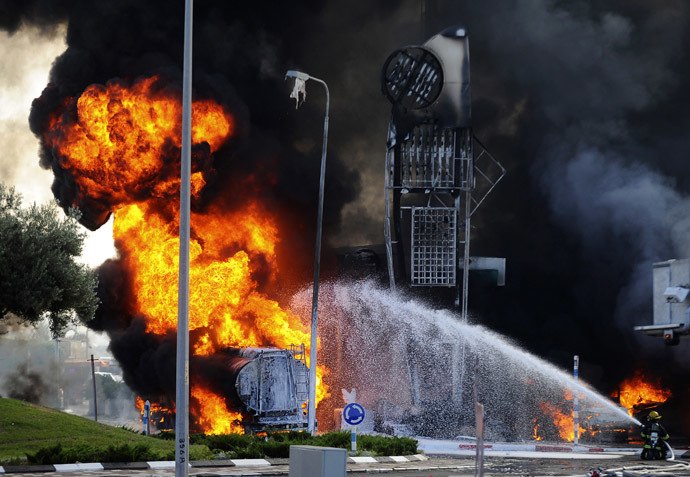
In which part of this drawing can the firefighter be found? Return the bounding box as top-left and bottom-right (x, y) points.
(640, 410), (669, 460)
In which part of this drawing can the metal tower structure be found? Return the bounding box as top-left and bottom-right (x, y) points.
(382, 26), (505, 320)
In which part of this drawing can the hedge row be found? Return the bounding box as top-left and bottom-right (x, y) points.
(187, 431), (418, 459)
(23, 431), (418, 464)
(27, 443), (161, 465)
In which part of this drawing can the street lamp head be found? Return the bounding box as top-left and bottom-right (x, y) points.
(286, 70), (309, 109)
(285, 70), (310, 81)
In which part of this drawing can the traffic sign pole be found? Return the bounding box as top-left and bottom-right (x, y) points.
(342, 402), (365, 454)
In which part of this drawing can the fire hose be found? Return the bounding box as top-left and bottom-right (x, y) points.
(663, 440), (675, 461)
(602, 444), (690, 477)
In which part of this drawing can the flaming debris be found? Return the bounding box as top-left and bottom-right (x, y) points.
(538, 402), (585, 442)
(532, 419), (543, 441)
(614, 369), (671, 416)
(533, 389), (632, 443)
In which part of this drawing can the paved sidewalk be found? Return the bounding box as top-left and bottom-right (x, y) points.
(2, 441), (687, 476)
(0, 455), (675, 477)
(0, 456), (465, 476)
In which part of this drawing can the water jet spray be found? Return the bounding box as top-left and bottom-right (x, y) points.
(301, 280), (642, 441)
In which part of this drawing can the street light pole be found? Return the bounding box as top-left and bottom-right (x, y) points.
(176, 0), (193, 476)
(285, 70), (329, 435)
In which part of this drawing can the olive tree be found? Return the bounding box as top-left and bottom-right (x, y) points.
(0, 184), (99, 337)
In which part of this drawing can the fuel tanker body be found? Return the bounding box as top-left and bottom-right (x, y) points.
(222, 347), (310, 432)
(139, 347), (310, 433)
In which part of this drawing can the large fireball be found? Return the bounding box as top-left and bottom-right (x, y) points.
(45, 75), (328, 434)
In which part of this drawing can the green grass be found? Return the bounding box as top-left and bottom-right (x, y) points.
(0, 398), (210, 462)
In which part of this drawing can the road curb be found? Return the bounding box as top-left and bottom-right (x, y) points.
(0, 455), (429, 474)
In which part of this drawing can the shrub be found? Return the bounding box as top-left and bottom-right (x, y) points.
(233, 443), (258, 459)
(260, 439), (291, 458)
(191, 432), (252, 450)
(101, 443), (157, 462)
(160, 448), (176, 461)
(315, 431), (351, 449)
(190, 446), (214, 460)
(155, 430), (175, 440)
(27, 444), (65, 465)
(270, 430), (312, 443)
(189, 430), (418, 458)
(358, 435), (418, 456)
(27, 443), (159, 464)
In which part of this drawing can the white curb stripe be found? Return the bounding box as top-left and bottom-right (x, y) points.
(54, 463), (104, 472)
(389, 456), (409, 462)
(147, 461), (176, 469)
(230, 458), (271, 466)
(350, 456), (377, 463)
(0, 465), (4, 474)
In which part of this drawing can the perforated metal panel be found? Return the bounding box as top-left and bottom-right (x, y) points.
(410, 207), (457, 286)
(400, 126), (456, 189)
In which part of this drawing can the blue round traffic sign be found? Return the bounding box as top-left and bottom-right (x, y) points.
(343, 403), (365, 425)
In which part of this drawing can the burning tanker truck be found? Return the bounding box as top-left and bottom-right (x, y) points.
(222, 347), (309, 432)
(141, 347), (310, 434)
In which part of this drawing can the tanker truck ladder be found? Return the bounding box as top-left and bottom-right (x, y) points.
(290, 343), (309, 404)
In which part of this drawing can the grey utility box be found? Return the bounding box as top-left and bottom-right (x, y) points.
(289, 445), (346, 477)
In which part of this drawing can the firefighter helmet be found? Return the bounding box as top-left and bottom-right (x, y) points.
(648, 410), (661, 420)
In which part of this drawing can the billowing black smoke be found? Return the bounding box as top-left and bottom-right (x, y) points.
(444, 3), (690, 373)
(1, 0), (365, 411)
(431, 1), (690, 433)
(4, 0), (690, 433)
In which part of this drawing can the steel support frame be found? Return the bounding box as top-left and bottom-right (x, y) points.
(384, 125), (473, 407)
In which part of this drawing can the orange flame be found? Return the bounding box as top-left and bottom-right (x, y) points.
(135, 396), (175, 430)
(136, 395), (175, 414)
(615, 369), (671, 416)
(539, 402), (585, 442)
(192, 388), (244, 435)
(113, 201), (324, 356)
(47, 76), (329, 434)
(46, 76), (232, 205)
(532, 419), (543, 441)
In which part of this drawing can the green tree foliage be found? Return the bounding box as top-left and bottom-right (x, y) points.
(0, 184), (99, 337)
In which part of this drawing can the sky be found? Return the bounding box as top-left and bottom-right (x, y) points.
(0, 25), (113, 358)
(0, 24), (116, 268)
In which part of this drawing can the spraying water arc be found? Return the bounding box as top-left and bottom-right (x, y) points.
(301, 280), (641, 440)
